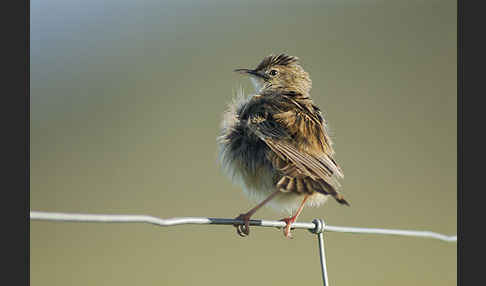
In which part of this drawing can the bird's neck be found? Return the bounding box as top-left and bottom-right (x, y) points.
(260, 87), (311, 100)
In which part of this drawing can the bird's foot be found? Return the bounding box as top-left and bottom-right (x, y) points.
(233, 213), (252, 237)
(280, 216), (297, 239)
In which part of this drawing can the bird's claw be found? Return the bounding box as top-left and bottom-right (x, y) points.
(280, 217), (295, 239)
(234, 214), (251, 237)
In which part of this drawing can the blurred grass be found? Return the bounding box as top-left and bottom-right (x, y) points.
(31, 0), (456, 285)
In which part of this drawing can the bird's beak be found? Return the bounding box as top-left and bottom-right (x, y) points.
(234, 68), (268, 80)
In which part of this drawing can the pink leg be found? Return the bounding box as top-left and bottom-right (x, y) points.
(234, 190), (280, 237)
(281, 195), (310, 238)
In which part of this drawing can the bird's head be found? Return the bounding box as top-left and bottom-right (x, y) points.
(234, 53), (312, 95)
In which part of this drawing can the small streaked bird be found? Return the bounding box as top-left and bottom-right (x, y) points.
(218, 53), (349, 238)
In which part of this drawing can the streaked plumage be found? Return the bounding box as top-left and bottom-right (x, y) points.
(218, 53), (348, 238)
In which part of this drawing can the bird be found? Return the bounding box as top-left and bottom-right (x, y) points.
(217, 53), (349, 238)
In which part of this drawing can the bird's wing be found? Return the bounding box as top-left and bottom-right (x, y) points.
(247, 110), (348, 205)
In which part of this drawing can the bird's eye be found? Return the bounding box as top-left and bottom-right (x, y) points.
(269, 69), (278, 76)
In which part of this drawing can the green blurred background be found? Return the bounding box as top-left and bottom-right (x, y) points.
(30, 0), (457, 285)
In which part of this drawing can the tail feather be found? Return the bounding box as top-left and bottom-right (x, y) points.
(276, 176), (350, 206)
(315, 179), (350, 206)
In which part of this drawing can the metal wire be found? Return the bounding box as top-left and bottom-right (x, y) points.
(309, 219), (329, 286)
(30, 211), (457, 242)
(316, 232), (329, 286)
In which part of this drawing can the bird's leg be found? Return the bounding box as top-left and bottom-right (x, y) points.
(234, 190), (280, 237)
(280, 195), (310, 238)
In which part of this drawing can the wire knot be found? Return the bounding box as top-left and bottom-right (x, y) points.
(309, 218), (325, 234)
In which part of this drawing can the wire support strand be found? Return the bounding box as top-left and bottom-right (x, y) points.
(30, 211), (457, 243)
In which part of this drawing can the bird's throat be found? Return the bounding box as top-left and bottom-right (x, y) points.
(250, 77), (264, 93)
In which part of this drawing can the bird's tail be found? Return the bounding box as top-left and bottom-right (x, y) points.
(276, 176), (350, 206)
(315, 179), (350, 206)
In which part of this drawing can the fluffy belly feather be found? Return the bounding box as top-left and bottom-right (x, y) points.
(219, 152), (329, 214)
